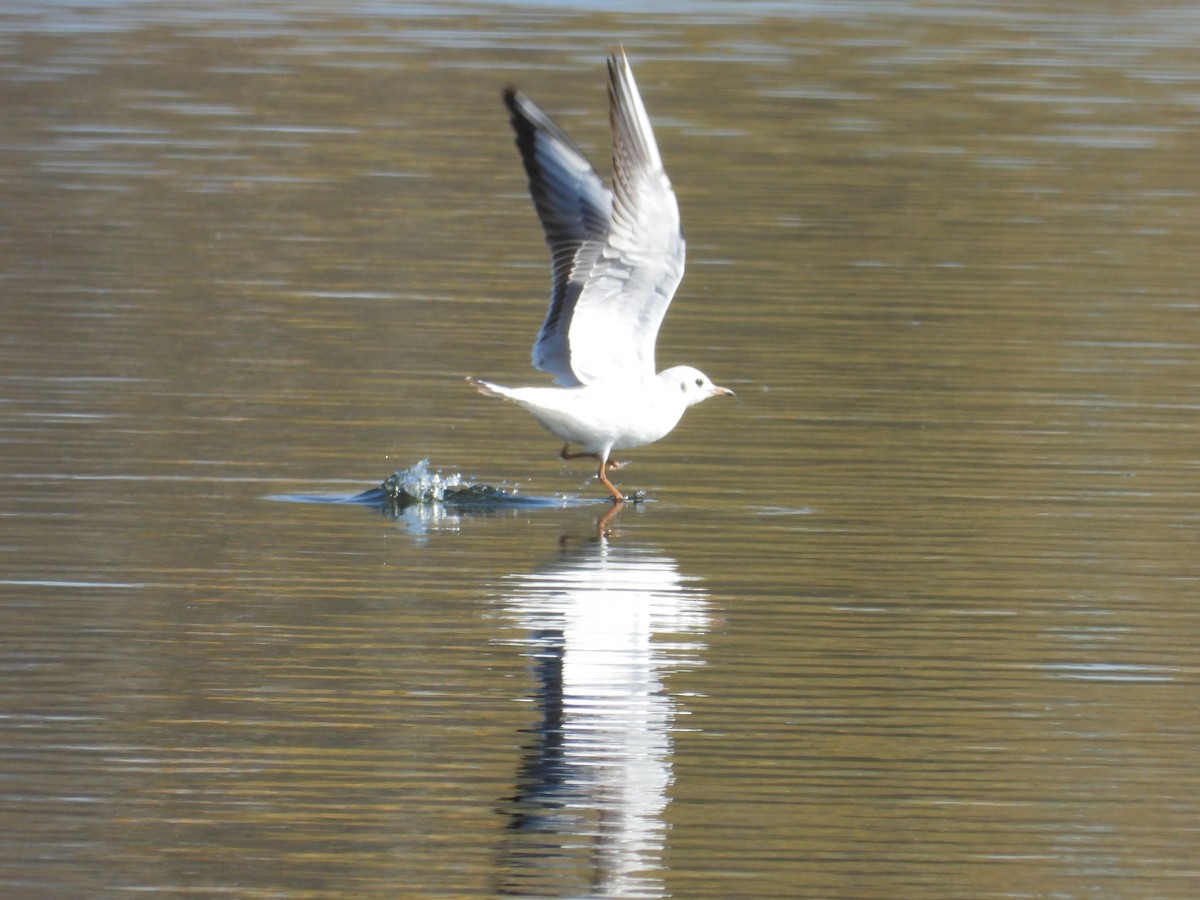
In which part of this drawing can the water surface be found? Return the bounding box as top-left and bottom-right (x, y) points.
(2, 1), (1199, 896)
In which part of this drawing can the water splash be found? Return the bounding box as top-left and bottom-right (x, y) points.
(366, 459), (558, 511)
(377, 458), (466, 505)
(270, 460), (592, 519)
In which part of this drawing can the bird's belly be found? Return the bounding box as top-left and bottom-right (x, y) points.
(518, 387), (682, 453)
(608, 414), (678, 451)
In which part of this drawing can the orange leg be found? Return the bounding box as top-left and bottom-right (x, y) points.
(559, 445), (626, 501)
(596, 458), (626, 503)
(560, 444), (624, 469)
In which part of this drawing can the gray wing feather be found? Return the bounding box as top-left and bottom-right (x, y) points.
(505, 50), (685, 386)
(504, 88), (612, 387)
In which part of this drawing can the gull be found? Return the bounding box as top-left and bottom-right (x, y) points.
(468, 50), (733, 503)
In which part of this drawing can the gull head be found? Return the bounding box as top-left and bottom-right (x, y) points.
(660, 365), (736, 407)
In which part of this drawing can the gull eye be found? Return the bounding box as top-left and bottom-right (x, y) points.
(694, 377), (704, 387)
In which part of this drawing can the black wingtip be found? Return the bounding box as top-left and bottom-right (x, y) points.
(503, 87), (536, 137)
(504, 88), (538, 159)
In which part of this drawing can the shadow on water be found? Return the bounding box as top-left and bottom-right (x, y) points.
(268, 460), (644, 534)
(269, 459), (564, 511)
(492, 539), (709, 898)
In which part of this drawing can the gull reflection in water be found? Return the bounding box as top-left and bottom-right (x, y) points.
(495, 538), (710, 898)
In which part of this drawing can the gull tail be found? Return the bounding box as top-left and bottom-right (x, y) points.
(466, 376), (511, 400)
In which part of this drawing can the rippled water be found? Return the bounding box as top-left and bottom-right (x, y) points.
(2, 1), (1199, 896)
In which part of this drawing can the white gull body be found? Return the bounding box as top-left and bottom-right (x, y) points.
(468, 50), (732, 502)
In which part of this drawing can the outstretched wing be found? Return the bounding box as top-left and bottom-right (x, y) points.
(504, 50), (685, 386)
(503, 87), (612, 386)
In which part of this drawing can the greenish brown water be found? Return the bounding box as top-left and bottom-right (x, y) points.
(2, 2), (1198, 897)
